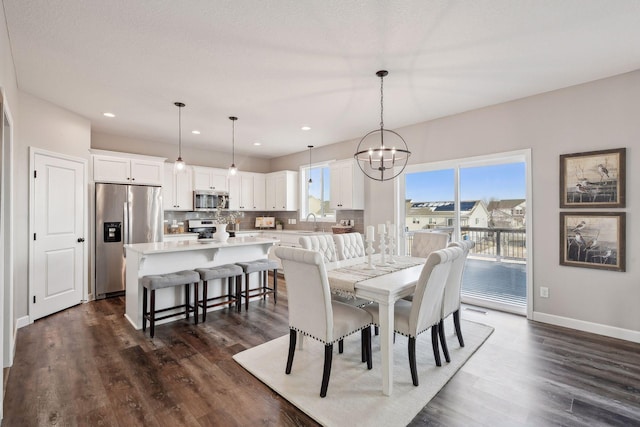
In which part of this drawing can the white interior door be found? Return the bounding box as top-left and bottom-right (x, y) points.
(30, 149), (86, 321)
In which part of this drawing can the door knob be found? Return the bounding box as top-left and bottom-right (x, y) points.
(77, 238), (85, 242)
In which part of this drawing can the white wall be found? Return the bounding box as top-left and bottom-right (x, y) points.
(92, 132), (271, 173)
(15, 92), (91, 318)
(0, 3), (19, 418)
(270, 70), (640, 338)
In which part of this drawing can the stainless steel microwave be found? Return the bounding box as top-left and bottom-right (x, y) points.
(193, 190), (229, 211)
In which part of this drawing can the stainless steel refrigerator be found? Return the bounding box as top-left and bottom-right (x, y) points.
(95, 183), (163, 298)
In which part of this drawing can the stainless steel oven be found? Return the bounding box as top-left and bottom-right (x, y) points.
(193, 190), (229, 211)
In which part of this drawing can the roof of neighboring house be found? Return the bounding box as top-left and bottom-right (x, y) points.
(407, 200), (487, 217)
(409, 201), (478, 212)
(487, 199), (526, 211)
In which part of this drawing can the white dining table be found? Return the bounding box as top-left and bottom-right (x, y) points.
(325, 255), (425, 396)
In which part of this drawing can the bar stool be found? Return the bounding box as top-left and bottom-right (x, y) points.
(236, 259), (278, 311)
(142, 270), (200, 338)
(195, 264), (244, 322)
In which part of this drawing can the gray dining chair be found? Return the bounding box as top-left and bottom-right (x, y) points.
(438, 240), (475, 363)
(410, 231), (450, 258)
(364, 246), (462, 386)
(275, 246), (373, 397)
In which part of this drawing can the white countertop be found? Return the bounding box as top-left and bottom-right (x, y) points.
(125, 236), (278, 255)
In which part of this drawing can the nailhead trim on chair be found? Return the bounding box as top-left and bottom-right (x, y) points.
(290, 325), (371, 345)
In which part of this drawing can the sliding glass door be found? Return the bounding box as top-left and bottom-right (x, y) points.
(400, 150), (530, 315)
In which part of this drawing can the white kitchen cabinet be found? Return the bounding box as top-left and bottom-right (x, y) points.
(192, 166), (228, 192)
(228, 172), (266, 211)
(163, 163), (193, 211)
(265, 170), (298, 211)
(330, 159), (364, 210)
(92, 152), (165, 185)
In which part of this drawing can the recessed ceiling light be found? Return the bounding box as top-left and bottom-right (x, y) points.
(253, 142), (262, 146)
(103, 112), (115, 118)
(191, 130), (201, 135)
(301, 126), (311, 131)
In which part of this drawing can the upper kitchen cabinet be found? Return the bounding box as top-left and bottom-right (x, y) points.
(163, 163), (193, 211)
(229, 172), (266, 211)
(330, 159), (364, 210)
(91, 150), (165, 185)
(192, 166), (228, 192)
(265, 170), (298, 211)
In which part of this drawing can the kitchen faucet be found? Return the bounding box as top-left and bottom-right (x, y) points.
(305, 212), (317, 231)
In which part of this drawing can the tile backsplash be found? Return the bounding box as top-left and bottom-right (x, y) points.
(164, 209), (364, 234)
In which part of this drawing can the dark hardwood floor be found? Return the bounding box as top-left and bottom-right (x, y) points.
(3, 279), (640, 426)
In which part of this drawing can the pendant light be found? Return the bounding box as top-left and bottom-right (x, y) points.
(354, 70), (411, 181)
(173, 102), (186, 173)
(229, 116), (238, 175)
(307, 145), (314, 185)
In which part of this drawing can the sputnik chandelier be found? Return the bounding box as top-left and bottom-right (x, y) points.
(354, 70), (411, 181)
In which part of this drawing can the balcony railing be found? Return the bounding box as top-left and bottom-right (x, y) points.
(405, 226), (527, 261)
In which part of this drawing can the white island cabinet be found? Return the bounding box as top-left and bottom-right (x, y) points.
(124, 236), (278, 329)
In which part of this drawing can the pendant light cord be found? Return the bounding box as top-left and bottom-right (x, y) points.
(379, 73), (384, 131)
(232, 118), (235, 164)
(178, 105), (182, 158)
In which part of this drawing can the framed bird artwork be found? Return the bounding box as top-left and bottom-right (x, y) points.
(559, 148), (625, 208)
(560, 212), (625, 271)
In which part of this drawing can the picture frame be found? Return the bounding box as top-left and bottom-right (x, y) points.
(559, 148), (625, 208)
(559, 212), (625, 271)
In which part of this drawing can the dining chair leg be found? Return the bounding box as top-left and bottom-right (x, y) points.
(338, 339), (344, 354)
(320, 344), (333, 398)
(408, 336), (418, 386)
(365, 326), (372, 370)
(286, 329), (297, 374)
(431, 326), (442, 367)
(361, 329), (366, 362)
(453, 310), (465, 347)
(438, 320), (450, 363)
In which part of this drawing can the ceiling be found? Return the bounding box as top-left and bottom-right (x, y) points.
(4, 1), (640, 159)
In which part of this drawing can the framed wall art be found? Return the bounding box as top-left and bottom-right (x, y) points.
(560, 212), (625, 271)
(559, 148), (625, 208)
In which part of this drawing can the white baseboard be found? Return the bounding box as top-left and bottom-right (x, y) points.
(15, 316), (30, 329)
(533, 311), (640, 344)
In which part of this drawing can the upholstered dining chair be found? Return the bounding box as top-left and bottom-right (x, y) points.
(410, 231), (450, 258)
(332, 232), (376, 340)
(275, 246), (373, 398)
(298, 235), (338, 263)
(333, 232), (366, 260)
(438, 240), (475, 363)
(364, 246), (462, 386)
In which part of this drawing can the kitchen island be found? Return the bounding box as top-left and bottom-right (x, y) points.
(124, 236), (278, 329)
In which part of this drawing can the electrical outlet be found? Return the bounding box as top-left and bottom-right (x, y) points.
(291, 219), (296, 224)
(540, 287), (549, 298)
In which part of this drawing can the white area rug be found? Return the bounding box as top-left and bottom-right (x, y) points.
(233, 318), (493, 426)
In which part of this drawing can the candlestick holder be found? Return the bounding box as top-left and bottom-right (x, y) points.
(365, 238), (376, 270)
(378, 232), (387, 266)
(387, 234), (396, 264)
